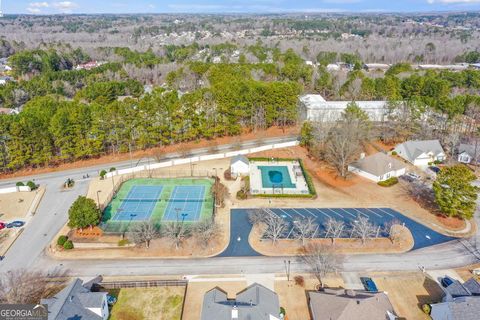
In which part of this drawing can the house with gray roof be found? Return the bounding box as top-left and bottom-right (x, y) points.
(200, 283), (281, 320)
(348, 152), (406, 182)
(394, 140), (445, 167)
(41, 278), (109, 320)
(430, 296), (480, 320)
(308, 288), (397, 320)
(430, 277), (480, 320)
(457, 143), (480, 165)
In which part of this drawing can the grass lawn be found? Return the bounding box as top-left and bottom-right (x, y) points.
(109, 287), (185, 320)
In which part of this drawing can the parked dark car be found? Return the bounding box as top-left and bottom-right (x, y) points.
(441, 277), (454, 288)
(6, 221), (25, 228)
(0, 222), (5, 230)
(360, 277), (379, 292)
(428, 166), (441, 174)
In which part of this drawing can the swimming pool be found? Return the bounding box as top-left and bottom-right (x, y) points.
(257, 165), (296, 188)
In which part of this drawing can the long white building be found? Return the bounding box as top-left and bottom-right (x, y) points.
(298, 94), (389, 122)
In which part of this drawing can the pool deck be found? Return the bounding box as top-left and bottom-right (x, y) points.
(249, 160), (309, 195)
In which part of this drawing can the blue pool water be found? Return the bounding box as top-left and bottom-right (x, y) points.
(258, 165), (296, 188)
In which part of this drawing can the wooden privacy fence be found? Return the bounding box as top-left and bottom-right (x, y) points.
(92, 279), (188, 291)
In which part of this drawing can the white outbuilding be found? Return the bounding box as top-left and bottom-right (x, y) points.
(230, 155), (250, 178)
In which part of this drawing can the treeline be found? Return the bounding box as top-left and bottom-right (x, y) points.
(0, 78), (300, 171)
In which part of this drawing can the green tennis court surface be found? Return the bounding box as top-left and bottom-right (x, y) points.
(101, 178), (214, 233)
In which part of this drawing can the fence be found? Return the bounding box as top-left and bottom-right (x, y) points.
(99, 168), (214, 211)
(105, 140), (300, 179)
(91, 279), (188, 291)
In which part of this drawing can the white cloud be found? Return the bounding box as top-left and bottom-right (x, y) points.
(52, 1), (79, 13)
(29, 2), (50, 8)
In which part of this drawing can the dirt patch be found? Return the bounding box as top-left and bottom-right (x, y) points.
(0, 188), (43, 221)
(0, 126), (299, 180)
(372, 140), (396, 152)
(435, 215), (466, 231)
(249, 224), (414, 256)
(275, 274), (344, 320)
(371, 272), (444, 320)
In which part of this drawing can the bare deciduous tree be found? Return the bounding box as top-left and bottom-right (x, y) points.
(383, 219), (403, 244)
(293, 217), (318, 246)
(212, 178), (228, 208)
(351, 215), (378, 245)
(324, 218), (345, 244)
(300, 243), (342, 288)
(248, 208), (265, 225)
(0, 268), (68, 304)
(194, 218), (222, 248)
(162, 221), (190, 249)
(128, 221), (159, 249)
(263, 211), (288, 244)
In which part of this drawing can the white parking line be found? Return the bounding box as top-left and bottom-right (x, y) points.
(313, 208), (332, 219)
(277, 208), (293, 219)
(360, 208), (382, 218)
(324, 208), (344, 218)
(304, 208), (318, 218)
(291, 208), (306, 218)
(350, 208), (370, 218)
(338, 208), (357, 218)
(375, 208), (395, 218)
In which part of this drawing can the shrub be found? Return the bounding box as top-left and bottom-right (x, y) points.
(280, 307), (286, 316)
(57, 235), (68, 246)
(26, 181), (37, 190)
(378, 177), (399, 187)
(294, 275), (305, 287)
(99, 170), (107, 180)
(433, 160), (441, 165)
(236, 189), (248, 200)
(63, 240), (74, 250)
(391, 151), (397, 156)
(118, 239), (129, 247)
(16, 182), (24, 187)
(422, 303), (431, 315)
(109, 167), (116, 172)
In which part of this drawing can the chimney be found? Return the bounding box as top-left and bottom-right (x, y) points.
(231, 306), (238, 319)
(388, 162), (392, 169)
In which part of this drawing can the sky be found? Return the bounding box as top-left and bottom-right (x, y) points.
(3, 0), (480, 15)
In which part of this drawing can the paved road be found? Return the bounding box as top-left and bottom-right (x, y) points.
(1, 136), (479, 277)
(0, 136), (298, 272)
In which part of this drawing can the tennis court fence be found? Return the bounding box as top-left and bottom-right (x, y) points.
(99, 169), (213, 211)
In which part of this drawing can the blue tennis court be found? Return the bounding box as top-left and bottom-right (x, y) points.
(111, 185), (163, 221)
(163, 185), (206, 222)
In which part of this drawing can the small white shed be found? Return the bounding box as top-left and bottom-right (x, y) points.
(230, 155), (250, 178)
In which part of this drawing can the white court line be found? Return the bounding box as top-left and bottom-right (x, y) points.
(374, 208), (395, 218)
